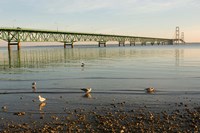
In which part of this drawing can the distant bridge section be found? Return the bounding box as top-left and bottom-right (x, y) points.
(0, 27), (174, 50)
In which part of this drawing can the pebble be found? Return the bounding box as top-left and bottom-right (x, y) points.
(13, 112), (26, 116)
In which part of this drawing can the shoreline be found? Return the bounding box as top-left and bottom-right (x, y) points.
(1, 93), (200, 132)
(1, 105), (200, 132)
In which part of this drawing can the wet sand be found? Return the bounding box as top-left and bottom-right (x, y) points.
(0, 91), (200, 132)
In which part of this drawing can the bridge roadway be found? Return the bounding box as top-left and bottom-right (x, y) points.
(0, 27), (174, 50)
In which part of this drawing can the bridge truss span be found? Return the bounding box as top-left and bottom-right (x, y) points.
(0, 27), (173, 50)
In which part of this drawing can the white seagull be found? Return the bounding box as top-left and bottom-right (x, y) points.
(38, 95), (46, 102)
(81, 88), (92, 94)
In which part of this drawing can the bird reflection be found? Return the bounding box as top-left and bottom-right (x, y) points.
(32, 86), (36, 92)
(39, 102), (46, 111)
(81, 67), (85, 71)
(82, 93), (92, 98)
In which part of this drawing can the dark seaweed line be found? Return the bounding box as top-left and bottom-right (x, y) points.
(0, 90), (200, 95)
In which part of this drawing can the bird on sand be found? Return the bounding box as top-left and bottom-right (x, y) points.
(81, 88), (92, 94)
(38, 95), (46, 102)
(145, 87), (155, 93)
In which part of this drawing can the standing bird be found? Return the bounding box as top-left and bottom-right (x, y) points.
(145, 87), (155, 93)
(32, 82), (37, 92)
(81, 88), (92, 94)
(32, 82), (36, 86)
(81, 63), (85, 67)
(38, 95), (46, 102)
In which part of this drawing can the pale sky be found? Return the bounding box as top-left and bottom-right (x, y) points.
(0, 0), (200, 42)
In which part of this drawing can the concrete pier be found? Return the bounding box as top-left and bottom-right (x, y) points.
(8, 42), (21, 51)
(119, 41), (125, 47)
(130, 42), (136, 46)
(141, 42), (146, 46)
(64, 42), (74, 48)
(98, 41), (107, 47)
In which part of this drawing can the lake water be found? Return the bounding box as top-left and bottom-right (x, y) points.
(0, 44), (200, 115)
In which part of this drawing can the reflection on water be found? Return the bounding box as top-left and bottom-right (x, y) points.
(1, 44), (200, 92)
(39, 102), (46, 111)
(175, 49), (184, 66)
(82, 93), (92, 98)
(0, 46), (186, 69)
(32, 86), (36, 92)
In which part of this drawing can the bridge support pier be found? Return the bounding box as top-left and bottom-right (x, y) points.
(119, 41), (125, 47)
(141, 42), (146, 46)
(151, 42), (154, 46)
(98, 41), (106, 47)
(64, 42), (74, 48)
(130, 42), (135, 46)
(169, 40), (173, 45)
(8, 42), (21, 51)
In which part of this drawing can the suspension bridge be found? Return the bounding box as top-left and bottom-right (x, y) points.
(0, 27), (185, 51)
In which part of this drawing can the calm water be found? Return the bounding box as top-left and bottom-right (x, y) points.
(0, 44), (200, 114)
(1, 44), (200, 91)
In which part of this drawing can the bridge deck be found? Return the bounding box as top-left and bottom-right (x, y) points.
(0, 27), (171, 40)
(0, 27), (177, 50)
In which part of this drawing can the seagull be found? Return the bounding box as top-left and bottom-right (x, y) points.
(145, 87), (155, 93)
(32, 82), (36, 86)
(81, 88), (92, 94)
(38, 95), (46, 102)
(32, 82), (37, 92)
(81, 63), (85, 67)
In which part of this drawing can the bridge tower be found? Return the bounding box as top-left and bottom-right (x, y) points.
(175, 26), (180, 44)
(181, 32), (184, 42)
